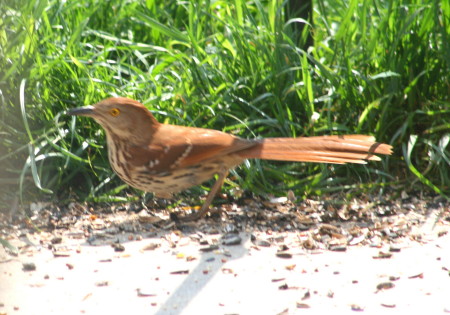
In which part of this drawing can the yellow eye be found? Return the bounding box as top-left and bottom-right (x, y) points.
(110, 108), (120, 117)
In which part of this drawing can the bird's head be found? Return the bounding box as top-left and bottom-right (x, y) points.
(68, 97), (159, 143)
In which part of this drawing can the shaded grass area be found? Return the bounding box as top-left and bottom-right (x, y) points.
(1, 0), (449, 208)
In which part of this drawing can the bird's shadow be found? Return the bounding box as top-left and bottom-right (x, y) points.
(79, 214), (250, 315)
(154, 232), (250, 315)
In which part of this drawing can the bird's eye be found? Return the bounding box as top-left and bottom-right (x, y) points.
(110, 108), (120, 117)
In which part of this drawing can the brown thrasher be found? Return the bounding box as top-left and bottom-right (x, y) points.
(68, 97), (392, 221)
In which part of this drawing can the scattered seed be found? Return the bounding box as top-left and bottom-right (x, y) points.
(278, 283), (298, 290)
(389, 276), (400, 281)
(95, 281), (109, 287)
(276, 251), (292, 259)
(272, 278), (286, 282)
(278, 283), (289, 290)
(329, 245), (347, 252)
(136, 289), (156, 297)
(170, 270), (189, 275)
(53, 251), (70, 257)
(408, 273), (423, 279)
(350, 304), (364, 311)
(376, 282), (395, 291)
(221, 249), (232, 257)
(200, 245), (219, 252)
(373, 251), (392, 259)
(111, 243), (125, 252)
(22, 262), (36, 271)
(199, 239), (209, 245)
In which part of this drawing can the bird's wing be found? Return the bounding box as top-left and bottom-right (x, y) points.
(127, 124), (255, 172)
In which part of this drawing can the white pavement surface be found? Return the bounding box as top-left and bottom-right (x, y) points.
(2, 232), (450, 315)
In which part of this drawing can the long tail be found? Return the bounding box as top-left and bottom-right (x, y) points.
(239, 135), (393, 164)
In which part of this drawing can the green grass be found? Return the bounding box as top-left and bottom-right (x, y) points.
(1, 0), (449, 208)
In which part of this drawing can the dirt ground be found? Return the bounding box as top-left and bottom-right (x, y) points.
(1, 195), (450, 314)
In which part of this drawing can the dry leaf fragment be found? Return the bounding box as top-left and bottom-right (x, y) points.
(285, 264), (296, 271)
(296, 303), (310, 309)
(408, 273), (424, 279)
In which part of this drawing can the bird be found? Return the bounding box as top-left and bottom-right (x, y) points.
(68, 97), (392, 221)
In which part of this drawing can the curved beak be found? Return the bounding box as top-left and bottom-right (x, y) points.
(67, 105), (95, 116)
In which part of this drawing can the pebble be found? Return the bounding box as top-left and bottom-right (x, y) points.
(221, 234), (242, 246)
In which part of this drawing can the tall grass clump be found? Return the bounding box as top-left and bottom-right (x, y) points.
(1, 0), (448, 208)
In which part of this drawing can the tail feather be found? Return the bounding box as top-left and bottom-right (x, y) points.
(239, 135), (392, 164)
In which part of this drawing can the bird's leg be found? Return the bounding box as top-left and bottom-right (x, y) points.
(180, 168), (229, 221)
